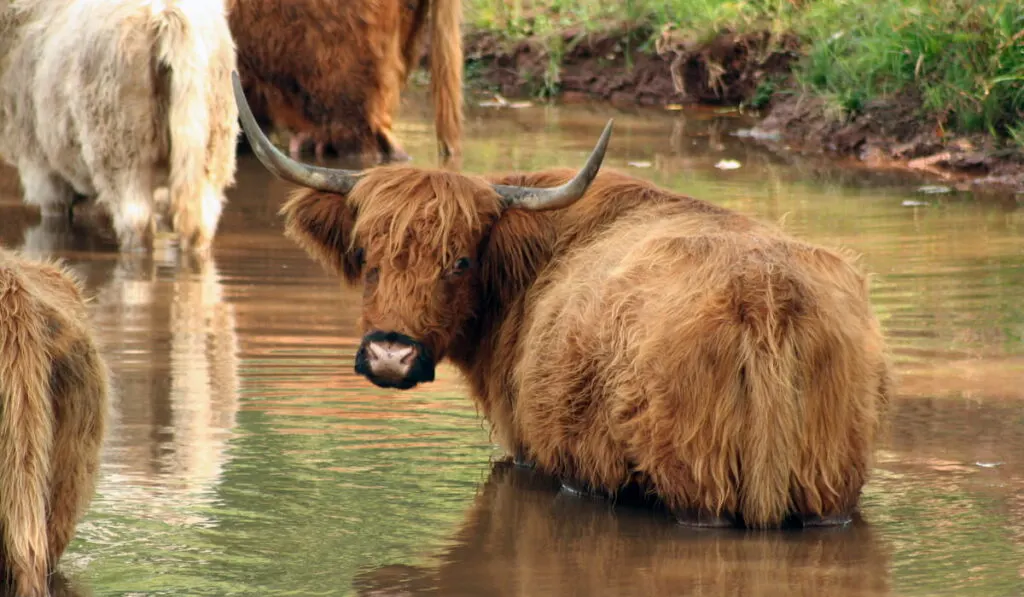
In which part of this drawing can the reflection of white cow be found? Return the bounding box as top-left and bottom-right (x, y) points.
(0, 0), (239, 254)
(16, 226), (240, 528)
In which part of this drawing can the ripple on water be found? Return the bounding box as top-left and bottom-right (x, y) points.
(0, 95), (1021, 596)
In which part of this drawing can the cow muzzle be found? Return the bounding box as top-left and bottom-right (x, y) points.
(354, 331), (436, 390)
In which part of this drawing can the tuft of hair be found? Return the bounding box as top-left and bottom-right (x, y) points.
(152, 0), (239, 251)
(0, 250), (108, 597)
(348, 166), (497, 268)
(428, 0), (463, 157)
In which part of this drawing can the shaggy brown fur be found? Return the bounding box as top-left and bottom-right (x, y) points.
(228, 0), (463, 162)
(279, 166), (892, 529)
(0, 570), (87, 597)
(353, 460), (893, 596)
(0, 249), (108, 597)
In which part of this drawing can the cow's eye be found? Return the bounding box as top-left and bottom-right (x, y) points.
(366, 266), (380, 285)
(450, 257), (471, 276)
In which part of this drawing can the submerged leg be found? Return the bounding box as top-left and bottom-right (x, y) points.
(512, 450), (535, 469)
(288, 132), (311, 158)
(18, 162), (77, 221)
(795, 512), (853, 528)
(99, 170), (155, 253)
(674, 508), (739, 529)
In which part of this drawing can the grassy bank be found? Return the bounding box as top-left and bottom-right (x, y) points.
(461, 0), (1024, 188)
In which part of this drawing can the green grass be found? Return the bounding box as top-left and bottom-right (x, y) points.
(465, 0), (1024, 144)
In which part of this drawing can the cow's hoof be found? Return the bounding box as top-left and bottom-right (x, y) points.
(674, 508), (737, 528)
(796, 512), (853, 528)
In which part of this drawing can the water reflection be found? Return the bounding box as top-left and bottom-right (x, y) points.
(353, 461), (892, 597)
(11, 218), (240, 532)
(0, 90), (1021, 596)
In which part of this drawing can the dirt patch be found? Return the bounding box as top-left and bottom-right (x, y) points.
(752, 93), (1024, 193)
(455, 25), (800, 107)
(429, 25), (1024, 195)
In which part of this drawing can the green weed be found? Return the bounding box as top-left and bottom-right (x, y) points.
(464, 0), (1024, 142)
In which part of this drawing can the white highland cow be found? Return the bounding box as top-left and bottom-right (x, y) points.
(0, 0), (239, 254)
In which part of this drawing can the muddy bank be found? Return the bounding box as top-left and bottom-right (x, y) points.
(750, 93), (1024, 194)
(460, 25), (799, 107)
(444, 26), (1024, 195)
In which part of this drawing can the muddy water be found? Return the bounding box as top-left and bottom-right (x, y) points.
(0, 94), (1022, 597)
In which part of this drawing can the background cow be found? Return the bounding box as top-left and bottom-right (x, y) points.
(233, 73), (891, 530)
(0, 248), (109, 597)
(227, 0), (463, 163)
(0, 0), (240, 255)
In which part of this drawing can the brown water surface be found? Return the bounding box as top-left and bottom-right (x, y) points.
(0, 94), (1022, 597)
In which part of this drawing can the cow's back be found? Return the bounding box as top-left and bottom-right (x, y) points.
(228, 0), (409, 152)
(31, 1), (170, 191)
(511, 204), (888, 526)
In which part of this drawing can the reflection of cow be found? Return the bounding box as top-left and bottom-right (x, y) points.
(235, 75), (891, 530)
(0, 0), (239, 254)
(353, 460), (893, 597)
(227, 0), (463, 162)
(15, 225), (240, 528)
(0, 249), (108, 597)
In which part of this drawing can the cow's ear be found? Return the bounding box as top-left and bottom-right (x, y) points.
(280, 189), (361, 284)
(480, 209), (556, 308)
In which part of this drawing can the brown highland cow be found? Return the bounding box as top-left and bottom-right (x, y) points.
(0, 249), (108, 597)
(227, 0), (463, 162)
(233, 71), (891, 530)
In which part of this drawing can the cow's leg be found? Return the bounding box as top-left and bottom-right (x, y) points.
(18, 161), (77, 221)
(168, 180), (222, 256)
(45, 336), (107, 565)
(376, 130), (410, 163)
(101, 170), (154, 253)
(289, 132), (312, 158)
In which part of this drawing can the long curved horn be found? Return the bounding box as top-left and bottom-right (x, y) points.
(230, 71), (362, 194)
(493, 119), (613, 211)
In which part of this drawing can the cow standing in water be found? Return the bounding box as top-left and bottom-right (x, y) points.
(233, 72), (891, 530)
(0, 249), (108, 597)
(0, 0), (239, 255)
(227, 0), (463, 162)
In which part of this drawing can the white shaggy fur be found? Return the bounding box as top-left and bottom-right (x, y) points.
(0, 0), (240, 254)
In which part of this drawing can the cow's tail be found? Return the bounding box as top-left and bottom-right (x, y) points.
(152, 2), (229, 252)
(429, 0), (464, 157)
(736, 290), (801, 529)
(0, 275), (55, 597)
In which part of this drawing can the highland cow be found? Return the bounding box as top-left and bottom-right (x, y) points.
(227, 0), (463, 162)
(0, 249), (108, 597)
(233, 71), (891, 530)
(0, 0), (240, 254)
